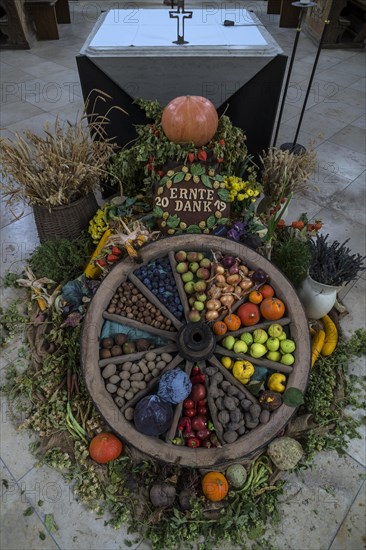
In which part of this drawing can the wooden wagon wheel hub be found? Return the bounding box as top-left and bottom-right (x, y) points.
(82, 235), (311, 467)
(177, 322), (216, 361)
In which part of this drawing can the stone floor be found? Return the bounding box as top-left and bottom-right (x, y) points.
(0, 1), (365, 549)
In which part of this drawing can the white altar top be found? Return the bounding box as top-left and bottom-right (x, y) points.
(79, 8), (283, 106)
(81, 8), (281, 57)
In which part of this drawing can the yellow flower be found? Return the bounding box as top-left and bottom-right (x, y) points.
(237, 193), (245, 201)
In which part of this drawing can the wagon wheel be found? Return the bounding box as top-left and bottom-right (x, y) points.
(82, 235), (311, 468)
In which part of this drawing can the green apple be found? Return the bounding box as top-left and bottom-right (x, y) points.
(277, 331), (287, 341)
(253, 328), (268, 344)
(266, 351), (281, 362)
(194, 301), (205, 312)
(250, 343), (267, 358)
(280, 339), (296, 354)
(233, 340), (248, 354)
(176, 261), (188, 274)
(240, 332), (253, 345)
(182, 271), (194, 283)
(194, 281), (206, 293)
(266, 337), (280, 352)
(196, 293), (207, 303)
(281, 353), (295, 366)
(222, 335), (236, 350)
(189, 262), (200, 273)
(184, 281), (195, 294)
(268, 323), (283, 338)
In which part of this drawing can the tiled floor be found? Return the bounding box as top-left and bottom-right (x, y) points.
(1, 1), (365, 549)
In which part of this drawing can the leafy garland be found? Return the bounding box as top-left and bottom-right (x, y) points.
(1, 277), (365, 549)
(109, 99), (250, 198)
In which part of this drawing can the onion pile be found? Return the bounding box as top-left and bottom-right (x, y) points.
(205, 256), (254, 321)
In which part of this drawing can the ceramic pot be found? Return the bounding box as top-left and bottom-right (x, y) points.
(297, 275), (339, 320)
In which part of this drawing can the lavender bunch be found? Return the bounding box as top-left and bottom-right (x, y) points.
(309, 234), (366, 286)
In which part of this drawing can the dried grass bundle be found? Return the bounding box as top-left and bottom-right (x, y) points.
(1, 93), (122, 210)
(260, 145), (318, 204)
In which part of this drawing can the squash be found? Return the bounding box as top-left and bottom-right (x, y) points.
(311, 329), (325, 367)
(84, 229), (111, 279)
(202, 471), (228, 502)
(161, 96), (218, 147)
(321, 315), (338, 356)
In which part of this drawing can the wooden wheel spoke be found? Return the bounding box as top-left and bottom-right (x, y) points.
(128, 271), (183, 330)
(216, 317), (292, 342)
(98, 342), (178, 368)
(168, 251), (191, 322)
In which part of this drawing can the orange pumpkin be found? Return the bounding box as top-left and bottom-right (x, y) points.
(202, 471), (229, 502)
(260, 297), (285, 320)
(213, 321), (228, 336)
(248, 290), (263, 304)
(161, 96), (219, 147)
(260, 284), (275, 299)
(89, 432), (123, 464)
(237, 303), (260, 326)
(223, 313), (241, 331)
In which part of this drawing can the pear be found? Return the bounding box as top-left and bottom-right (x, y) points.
(240, 332), (253, 345)
(222, 335), (236, 350)
(268, 323), (283, 338)
(233, 340), (248, 354)
(281, 353), (295, 366)
(253, 329), (268, 344)
(266, 351), (282, 362)
(266, 337), (280, 351)
(280, 339), (296, 354)
(250, 343), (267, 358)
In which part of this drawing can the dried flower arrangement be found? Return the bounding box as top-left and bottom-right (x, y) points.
(259, 145), (318, 207)
(0, 93), (123, 211)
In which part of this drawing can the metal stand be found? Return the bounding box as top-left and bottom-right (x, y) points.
(288, 19), (331, 151)
(272, 1), (316, 147)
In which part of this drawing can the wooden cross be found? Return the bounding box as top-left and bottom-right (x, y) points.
(169, 0), (193, 45)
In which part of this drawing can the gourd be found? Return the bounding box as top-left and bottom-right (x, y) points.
(161, 95), (219, 147)
(321, 315), (338, 356)
(202, 471), (229, 502)
(311, 329), (325, 367)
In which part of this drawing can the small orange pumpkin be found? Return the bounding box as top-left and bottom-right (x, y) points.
(213, 321), (227, 336)
(161, 95), (219, 147)
(202, 471), (229, 502)
(248, 290), (263, 304)
(223, 313), (241, 331)
(260, 297), (285, 320)
(237, 303), (260, 326)
(89, 433), (123, 464)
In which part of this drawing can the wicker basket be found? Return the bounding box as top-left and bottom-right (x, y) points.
(33, 193), (98, 242)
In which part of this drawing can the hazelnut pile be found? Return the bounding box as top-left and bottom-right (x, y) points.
(107, 281), (175, 331)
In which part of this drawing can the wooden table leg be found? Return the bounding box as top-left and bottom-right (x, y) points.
(55, 0), (70, 24)
(30, 3), (59, 40)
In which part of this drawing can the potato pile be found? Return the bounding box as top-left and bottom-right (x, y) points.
(101, 350), (174, 411)
(206, 367), (270, 444)
(107, 281), (175, 331)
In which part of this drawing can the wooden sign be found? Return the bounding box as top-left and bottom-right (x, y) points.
(153, 164), (230, 234)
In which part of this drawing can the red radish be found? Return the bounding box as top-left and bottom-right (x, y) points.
(196, 429), (210, 440)
(183, 398), (195, 409)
